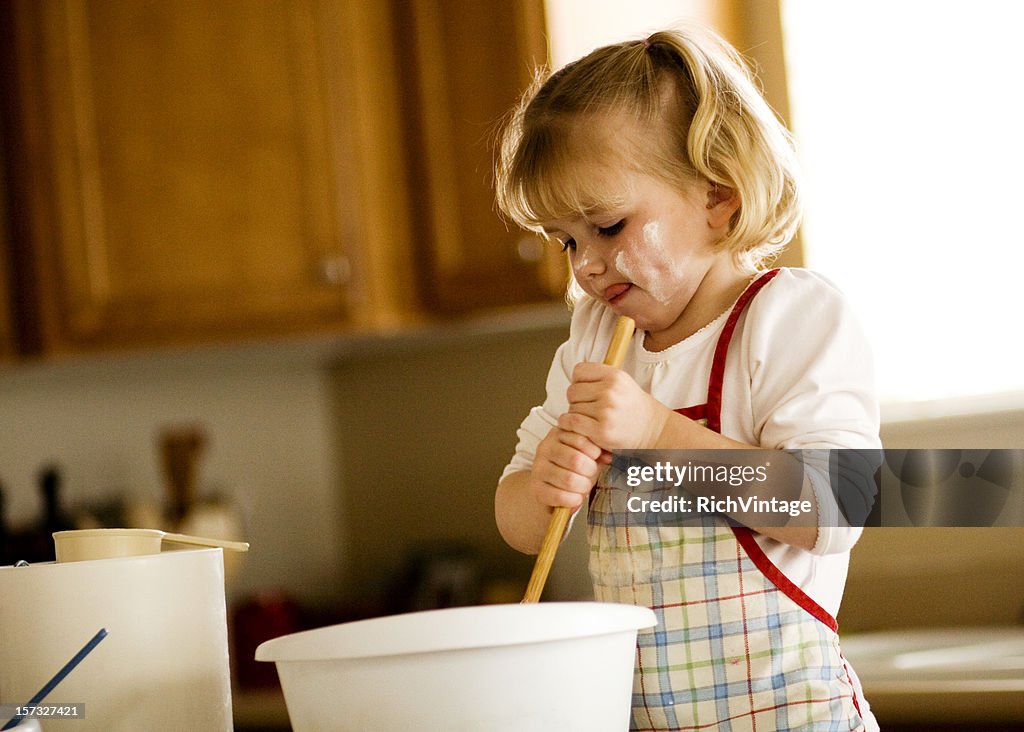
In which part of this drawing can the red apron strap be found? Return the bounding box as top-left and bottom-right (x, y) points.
(732, 525), (839, 632)
(674, 404), (707, 422)
(700, 268), (843, 633)
(705, 268), (781, 433)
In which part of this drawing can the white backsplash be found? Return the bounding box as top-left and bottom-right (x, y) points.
(0, 344), (344, 604)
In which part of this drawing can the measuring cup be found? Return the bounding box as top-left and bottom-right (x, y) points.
(52, 528), (248, 562)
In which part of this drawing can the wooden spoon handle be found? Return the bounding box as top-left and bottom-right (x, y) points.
(522, 315), (636, 603)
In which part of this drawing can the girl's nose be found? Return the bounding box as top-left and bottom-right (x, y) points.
(573, 238), (605, 279)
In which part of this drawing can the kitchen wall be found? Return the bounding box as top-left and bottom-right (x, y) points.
(0, 310), (582, 610)
(2, 320), (1022, 629)
(0, 340), (344, 605)
(328, 314), (590, 610)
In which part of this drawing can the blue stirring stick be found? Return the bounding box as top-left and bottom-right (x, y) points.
(1, 628), (108, 731)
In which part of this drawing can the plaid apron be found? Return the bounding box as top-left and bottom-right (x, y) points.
(587, 270), (868, 731)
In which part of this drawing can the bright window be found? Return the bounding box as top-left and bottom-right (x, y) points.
(780, 1), (1024, 405)
(545, 1), (717, 68)
(546, 1), (1024, 407)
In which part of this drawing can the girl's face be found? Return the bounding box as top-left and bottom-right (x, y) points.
(543, 168), (743, 350)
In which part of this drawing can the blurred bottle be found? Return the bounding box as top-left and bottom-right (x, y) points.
(30, 464), (74, 562)
(159, 426), (207, 526)
(5, 464), (75, 563)
(40, 464), (74, 536)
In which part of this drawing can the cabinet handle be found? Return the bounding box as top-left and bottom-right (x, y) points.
(317, 255), (352, 286)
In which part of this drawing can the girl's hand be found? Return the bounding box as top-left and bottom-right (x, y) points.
(560, 362), (672, 451)
(530, 426), (609, 510)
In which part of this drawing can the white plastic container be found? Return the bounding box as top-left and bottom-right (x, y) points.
(0, 548), (233, 731)
(256, 601), (655, 731)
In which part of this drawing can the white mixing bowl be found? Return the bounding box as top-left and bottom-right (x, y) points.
(256, 601), (655, 731)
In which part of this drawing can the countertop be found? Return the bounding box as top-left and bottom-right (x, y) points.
(841, 626), (1024, 724)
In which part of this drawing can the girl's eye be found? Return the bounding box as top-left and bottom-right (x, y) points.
(597, 220), (625, 237)
(560, 238), (576, 253)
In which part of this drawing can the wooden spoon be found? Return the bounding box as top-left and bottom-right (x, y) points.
(522, 315), (636, 603)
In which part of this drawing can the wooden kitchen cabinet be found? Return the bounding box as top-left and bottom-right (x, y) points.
(0, 0), (559, 356)
(0, 144), (19, 360)
(395, 0), (567, 312)
(2, 0), (408, 352)
(0, 218), (15, 360)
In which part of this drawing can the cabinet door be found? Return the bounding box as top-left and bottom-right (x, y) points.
(0, 234), (15, 361)
(398, 0), (568, 313)
(0, 144), (17, 360)
(3, 0), (391, 351)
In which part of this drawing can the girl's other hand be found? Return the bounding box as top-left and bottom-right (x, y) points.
(530, 427), (608, 510)
(561, 362), (672, 450)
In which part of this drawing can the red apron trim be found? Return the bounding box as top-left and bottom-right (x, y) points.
(695, 268), (840, 633)
(731, 525), (839, 632)
(706, 269), (780, 433)
(675, 404), (707, 421)
(842, 660), (865, 718)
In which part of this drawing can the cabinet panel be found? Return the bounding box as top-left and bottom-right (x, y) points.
(4, 0), (373, 351)
(2, 0), (562, 355)
(0, 225), (14, 360)
(0, 139), (17, 359)
(399, 0), (568, 313)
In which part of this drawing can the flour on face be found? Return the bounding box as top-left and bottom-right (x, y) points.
(574, 247), (594, 275)
(612, 220), (680, 305)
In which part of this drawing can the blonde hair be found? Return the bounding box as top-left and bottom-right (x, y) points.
(495, 25), (801, 271)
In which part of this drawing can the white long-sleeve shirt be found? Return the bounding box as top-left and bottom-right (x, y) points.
(501, 267), (882, 617)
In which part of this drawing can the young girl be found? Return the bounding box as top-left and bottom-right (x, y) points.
(494, 26), (881, 731)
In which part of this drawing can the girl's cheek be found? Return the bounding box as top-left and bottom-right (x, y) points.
(570, 253), (598, 296)
(614, 237), (649, 284)
(570, 253), (588, 281)
(617, 236), (678, 305)
(613, 248), (634, 282)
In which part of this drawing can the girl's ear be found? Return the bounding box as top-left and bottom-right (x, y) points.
(705, 183), (740, 229)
